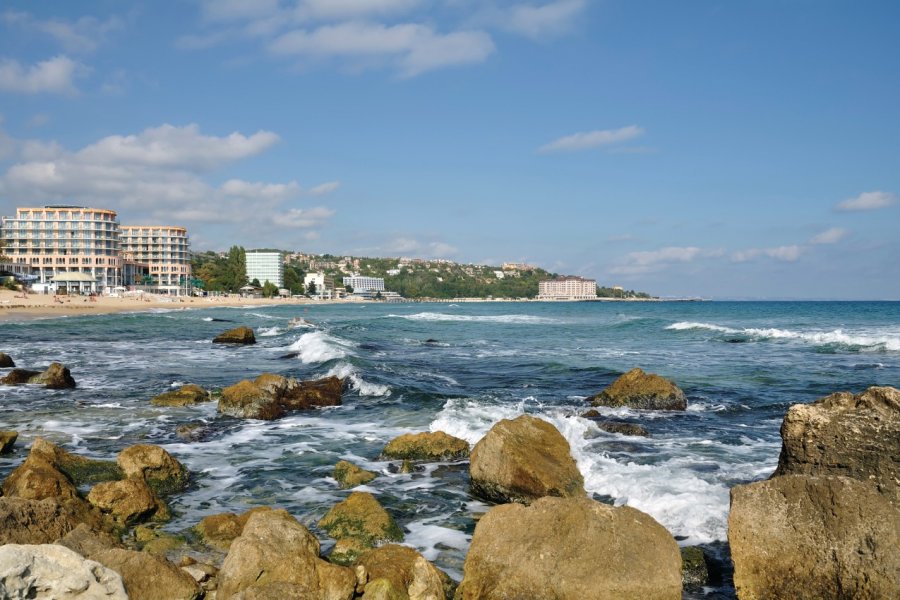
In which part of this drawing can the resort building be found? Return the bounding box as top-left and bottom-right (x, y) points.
(538, 276), (598, 300)
(246, 250), (285, 288)
(0, 205), (123, 293)
(120, 226), (192, 295)
(342, 275), (385, 293)
(304, 271), (335, 299)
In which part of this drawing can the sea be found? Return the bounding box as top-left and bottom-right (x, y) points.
(2, 301), (899, 598)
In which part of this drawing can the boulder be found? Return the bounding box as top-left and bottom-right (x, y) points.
(93, 548), (200, 600)
(589, 368), (686, 410)
(87, 478), (169, 525)
(27, 362), (77, 389)
(175, 422), (208, 442)
(456, 496), (682, 600)
(318, 492), (404, 565)
(0, 352), (14, 367)
(2, 454), (82, 502)
(29, 438), (122, 485)
(218, 379), (285, 420)
(773, 385), (900, 504)
(0, 430), (16, 454)
(357, 544), (454, 600)
(0, 368), (40, 385)
(195, 506), (273, 550)
(56, 522), (122, 557)
(217, 508), (356, 600)
(213, 326), (256, 344)
(598, 420), (649, 436)
(280, 375), (344, 410)
(0, 498), (94, 544)
(469, 415), (585, 504)
(117, 444), (189, 496)
(729, 474), (899, 600)
(150, 384), (211, 407)
(0, 544), (127, 599)
(680, 546), (709, 588)
(382, 431), (470, 462)
(334, 460), (377, 489)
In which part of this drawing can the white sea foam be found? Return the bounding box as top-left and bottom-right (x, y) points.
(667, 321), (900, 351)
(245, 311), (278, 320)
(388, 312), (560, 324)
(404, 518), (471, 568)
(284, 331), (351, 363)
(666, 321), (737, 333)
(326, 362), (391, 397)
(257, 326), (282, 337)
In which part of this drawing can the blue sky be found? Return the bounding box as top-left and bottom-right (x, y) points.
(1, 1), (898, 299)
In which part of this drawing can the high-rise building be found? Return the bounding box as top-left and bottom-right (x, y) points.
(0, 205), (122, 293)
(342, 275), (385, 292)
(537, 276), (597, 300)
(246, 250), (284, 288)
(120, 225), (192, 294)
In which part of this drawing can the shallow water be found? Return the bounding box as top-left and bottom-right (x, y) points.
(2, 301), (898, 596)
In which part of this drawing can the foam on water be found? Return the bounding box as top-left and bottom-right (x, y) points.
(257, 326), (282, 337)
(325, 362), (391, 396)
(284, 331), (352, 363)
(668, 321), (900, 351)
(388, 312), (561, 324)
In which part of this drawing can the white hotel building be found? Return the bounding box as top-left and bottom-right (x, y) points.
(342, 275), (385, 293)
(538, 276), (598, 300)
(246, 250), (284, 288)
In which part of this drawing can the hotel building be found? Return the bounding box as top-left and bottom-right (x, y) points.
(342, 275), (385, 293)
(120, 226), (192, 294)
(0, 206), (122, 293)
(537, 276), (598, 300)
(304, 272), (335, 299)
(246, 250), (284, 288)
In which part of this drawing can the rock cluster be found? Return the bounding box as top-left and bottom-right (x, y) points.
(218, 373), (344, 420)
(0, 362), (76, 389)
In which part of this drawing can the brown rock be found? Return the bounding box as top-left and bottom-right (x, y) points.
(213, 325), (256, 344)
(218, 379), (285, 420)
(318, 492), (404, 565)
(280, 375), (344, 410)
(456, 496), (682, 600)
(88, 478), (169, 525)
(773, 385), (900, 504)
(2, 454), (82, 501)
(56, 522), (122, 556)
(196, 506), (273, 550)
(0, 352), (14, 367)
(589, 367), (686, 410)
(27, 362), (77, 389)
(729, 474), (899, 600)
(0, 368), (40, 384)
(382, 431), (470, 462)
(469, 414), (585, 504)
(151, 383), (211, 406)
(334, 460), (377, 489)
(117, 444), (189, 496)
(357, 544), (454, 600)
(218, 508), (356, 600)
(0, 430), (16, 454)
(93, 548), (200, 600)
(597, 420), (650, 436)
(29, 438), (122, 485)
(0, 497), (93, 544)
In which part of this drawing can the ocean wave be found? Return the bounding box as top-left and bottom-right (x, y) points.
(325, 362), (391, 397)
(284, 331), (352, 363)
(245, 311), (279, 320)
(257, 326), (282, 337)
(667, 321), (900, 351)
(388, 312), (561, 324)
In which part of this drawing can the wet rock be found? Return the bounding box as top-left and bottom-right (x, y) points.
(218, 508), (356, 599)
(93, 548), (201, 600)
(196, 507), (273, 551)
(589, 367), (686, 410)
(87, 478), (170, 525)
(469, 414), (585, 504)
(151, 383), (211, 407)
(680, 546), (709, 588)
(0, 352), (14, 367)
(2, 453), (82, 502)
(0, 544), (128, 599)
(334, 460), (377, 489)
(382, 431), (470, 462)
(56, 522), (122, 557)
(773, 385), (900, 503)
(0, 498), (95, 545)
(134, 526), (186, 556)
(29, 437), (122, 485)
(0, 430), (16, 454)
(0, 368), (40, 384)
(357, 544), (454, 600)
(117, 444), (189, 496)
(318, 492), (404, 565)
(27, 362), (77, 389)
(598, 421), (650, 436)
(213, 325), (256, 345)
(456, 496), (682, 600)
(218, 379), (285, 420)
(175, 422), (209, 442)
(279, 375), (344, 410)
(729, 474), (900, 600)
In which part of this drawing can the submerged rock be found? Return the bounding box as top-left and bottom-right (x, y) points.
(680, 546), (709, 588)
(212, 325), (256, 344)
(469, 414), (584, 504)
(117, 444), (189, 496)
(356, 544), (454, 600)
(773, 385), (900, 503)
(589, 367), (686, 410)
(318, 492), (404, 565)
(218, 379), (286, 420)
(93, 548), (200, 600)
(0, 544), (127, 600)
(729, 474), (900, 600)
(333, 460), (377, 489)
(0, 430), (16, 454)
(381, 431), (470, 461)
(0, 352), (14, 367)
(150, 383), (211, 407)
(578, 413), (651, 437)
(456, 496), (682, 600)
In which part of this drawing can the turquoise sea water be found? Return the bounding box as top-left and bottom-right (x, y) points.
(2, 301), (899, 597)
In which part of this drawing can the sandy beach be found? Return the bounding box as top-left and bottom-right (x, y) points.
(0, 288), (339, 321)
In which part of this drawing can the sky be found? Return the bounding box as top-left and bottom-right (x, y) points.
(0, 0), (898, 299)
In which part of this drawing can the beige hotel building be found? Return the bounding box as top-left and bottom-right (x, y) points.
(120, 225), (192, 293)
(537, 276), (598, 300)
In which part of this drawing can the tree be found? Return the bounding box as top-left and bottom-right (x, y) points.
(261, 281), (278, 298)
(374, 290), (383, 300)
(306, 281), (317, 296)
(250, 278), (261, 288)
(345, 284), (353, 293)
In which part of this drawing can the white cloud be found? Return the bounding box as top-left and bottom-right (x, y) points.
(293, 0), (421, 21)
(220, 179), (301, 201)
(308, 181), (341, 196)
(610, 246), (723, 276)
(276, 206), (335, 228)
(730, 248), (761, 263)
(504, 0), (586, 39)
(764, 245), (802, 262)
(2, 10), (123, 54)
(383, 237), (458, 257)
(0, 55), (84, 95)
(808, 227), (847, 245)
(539, 125), (644, 153)
(835, 190), (896, 212)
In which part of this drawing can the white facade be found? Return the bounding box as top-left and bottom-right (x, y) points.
(246, 251), (284, 288)
(304, 271), (335, 298)
(538, 276), (597, 300)
(343, 275), (385, 292)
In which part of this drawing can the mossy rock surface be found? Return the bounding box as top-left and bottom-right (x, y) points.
(589, 368), (686, 411)
(30, 438), (122, 485)
(117, 444), (189, 497)
(680, 546), (709, 587)
(150, 384), (211, 407)
(318, 492), (403, 555)
(333, 460), (377, 489)
(382, 431), (469, 461)
(212, 326), (256, 344)
(217, 380), (285, 420)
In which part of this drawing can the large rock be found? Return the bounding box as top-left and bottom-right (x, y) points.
(213, 325), (256, 344)
(218, 508), (356, 600)
(456, 496), (682, 600)
(0, 352), (14, 367)
(3, 453), (82, 502)
(218, 379), (286, 420)
(589, 368), (686, 410)
(27, 362), (77, 389)
(195, 506), (273, 550)
(382, 431), (469, 462)
(278, 375), (344, 410)
(0, 498), (94, 544)
(117, 444), (188, 496)
(56, 523), (122, 557)
(0, 368), (40, 385)
(0, 544), (127, 599)
(357, 544), (454, 600)
(469, 414), (585, 504)
(87, 478), (169, 525)
(333, 460), (377, 489)
(93, 548), (200, 600)
(729, 474), (899, 600)
(29, 438), (122, 485)
(0, 430), (17, 454)
(150, 383), (211, 407)
(318, 492), (404, 565)
(773, 385), (900, 504)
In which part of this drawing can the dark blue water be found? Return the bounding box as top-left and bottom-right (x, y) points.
(2, 301), (898, 595)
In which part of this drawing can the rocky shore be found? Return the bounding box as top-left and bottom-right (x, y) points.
(1, 345), (898, 599)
